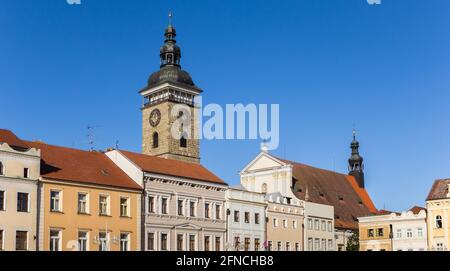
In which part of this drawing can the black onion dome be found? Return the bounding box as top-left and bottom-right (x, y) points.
(147, 65), (195, 87)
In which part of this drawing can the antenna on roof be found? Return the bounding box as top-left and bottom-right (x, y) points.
(115, 140), (120, 150)
(87, 125), (95, 151)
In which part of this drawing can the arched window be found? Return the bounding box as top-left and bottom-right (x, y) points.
(436, 216), (443, 229)
(152, 132), (159, 149)
(180, 135), (187, 148)
(0, 161), (3, 175)
(262, 183), (268, 194)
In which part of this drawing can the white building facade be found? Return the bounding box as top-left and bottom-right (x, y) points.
(304, 201), (335, 251)
(391, 209), (428, 251)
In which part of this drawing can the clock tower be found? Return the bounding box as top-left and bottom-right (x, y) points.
(140, 14), (201, 163)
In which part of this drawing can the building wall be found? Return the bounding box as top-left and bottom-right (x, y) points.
(427, 199), (450, 251)
(359, 217), (392, 251)
(304, 201), (335, 251)
(0, 143), (40, 251)
(391, 212), (427, 251)
(144, 174), (227, 251)
(39, 179), (141, 251)
(225, 188), (266, 251)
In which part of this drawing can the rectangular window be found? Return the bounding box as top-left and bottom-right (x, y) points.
(244, 238), (250, 251)
(78, 193), (88, 214)
(161, 198), (168, 215)
(204, 236), (210, 251)
(308, 238), (313, 251)
(0, 191), (4, 211)
(78, 231), (88, 251)
(321, 221), (326, 231)
(120, 233), (129, 252)
(99, 195), (109, 216)
(178, 200), (184, 216)
(50, 191), (61, 212)
(189, 201), (195, 217)
(407, 229), (413, 238)
(314, 219), (319, 230)
(314, 239), (320, 251)
(161, 234), (168, 251)
(418, 228), (423, 238)
(16, 231), (28, 251)
(396, 229), (402, 238)
(377, 228), (384, 237)
(120, 197), (129, 217)
(205, 203), (210, 218)
(234, 211), (240, 223)
(283, 220), (288, 228)
(273, 218), (278, 227)
(328, 221), (332, 232)
(244, 212), (250, 224)
(215, 204), (221, 219)
(17, 192), (29, 212)
(255, 213), (260, 225)
(189, 235), (196, 251)
(49, 230), (60, 251)
(215, 237), (221, 251)
(234, 237), (240, 251)
(98, 231), (108, 251)
(23, 168), (29, 179)
(147, 233), (154, 251)
(321, 239), (326, 251)
(295, 243), (300, 251)
(255, 238), (260, 251)
(277, 241), (282, 251)
(293, 220), (298, 229)
(268, 241), (273, 252)
(328, 240), (333, 251)
(148, 196), (155, 213)
(368, 229), (374, 238)
(0, 230), (4, 250)
(286, 242), (291, 251)
(308, 219), (313, 230)
(177, 234), (184, 251)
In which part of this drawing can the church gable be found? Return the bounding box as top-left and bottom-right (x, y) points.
(241, 152), (287, 173)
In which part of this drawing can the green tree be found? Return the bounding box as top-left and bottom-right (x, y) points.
(346, 231), (360, 251)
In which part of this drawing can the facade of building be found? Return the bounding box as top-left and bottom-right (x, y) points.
(359, 207), (428, 251)
(426, 179), (450, 251)
(27, 141), (142, 251)
(225, 185), (266, 251)
(106, 149), (228, 251)
(265, 192), (304, 251)
(0, 129), (40, 251)
(304, 201), (335, 251)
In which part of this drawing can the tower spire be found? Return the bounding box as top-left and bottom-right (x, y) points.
(348, 129), (365, 188)
(160, 10), (181, 68)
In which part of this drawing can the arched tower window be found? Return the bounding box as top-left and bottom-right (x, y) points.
(436, 216), (443, 229)
(152, 132), (159, 149)
(180, 135), (187, 148)
(0, 161), (4, 175)
(262, 183), (268, 194)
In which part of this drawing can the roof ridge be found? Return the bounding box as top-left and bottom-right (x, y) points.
(25, 140), (103, 155)
(120, 149), (208, 168)
(278, 157), (348, 177)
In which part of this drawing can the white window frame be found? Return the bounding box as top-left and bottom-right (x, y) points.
(161, 232), (170, 251)
(120, 232), (130, 251)
(99, 194), (110, 216)
(214, 203), (221, 220)
(417, 228), (423, 238)
(283, 219), (288, 228)
(16, 230), (29, 251)
(293, 220), (298, 229)
(17, 192), (30, 213)
(49, 229), (61, 252)
(78, 231), (89, 251)
(273, 218), (278, 228)
(0, 229), (4, 251)
(77, 192), (89, 214)
(161, 196), (169, 215)
(308, 218), (313, 230)
(148, 195), (156, 214)
(120, 196), (130, 217)
(147, 232), (155, 251)
(23, 167), (30, 179)
(50, 190), (62, 212)
(98, 231), (109, 251)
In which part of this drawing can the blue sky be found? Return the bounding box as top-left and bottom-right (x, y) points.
(1, 0), (450, 211)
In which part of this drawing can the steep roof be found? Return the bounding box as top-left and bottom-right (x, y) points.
(120, 150), (226, 185)
(0, 129), (29, 149)
(281, 158), (377, 230)
(26, 141), (142, 190)
(426, 179), (450, 201)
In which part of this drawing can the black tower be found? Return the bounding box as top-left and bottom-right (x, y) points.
(348, 130), (365, 188)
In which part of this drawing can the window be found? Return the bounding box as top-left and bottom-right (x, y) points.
(308, 219), (313, 230)
(314, 219), (319, 230)
(147, 233), (155, 251)
(215, 237), (221, 251)
(273, 218), (278, 228)
(234, 211), (240, 223)
(189, 201), (196, 217)
(245, 212), (250, 224)
(283, 220), (288, 228)
(120, 197), (129, 217)
(161, 233), (168, 251)
(0, 190), (5, 211)
(295, 243), (300, 251)
(178, 200), (184, 216)
(321, 239), (326, 251)
(78, 193), (88, 214)
(0, 162), (4, 175)
(78, 231), (88, 251)
(436, 216), (443, 229)
(308, 238), (313, 251)
(277, 241), (282, 251)
(396, 229), (402, 238)
(255, 238), (260, 251)
(436, 243), (444, 251)
(244, 238), (250, 251)
(205, 203), (210, 218)
(180, 136), (187, 148)
(50, 191), (61, 212)
(368, 229), (374, 238)
(148, 196), (155, 213)
(314, 239), (320, 251)
(17, 192), (29, 212)
(0, 230), (3, 251)
(328, 221), (332, 232)
(152, 132), (159, 148)
(407, 229), (413, 238)
(99, 195), (109, 216)
(98, 231), (108, 251)
(177, 234), (184, 251)
(377, 228), (384, 237)
(293, 220), (298, 229)
(286, 242), (291, 251)
(234, 237), (240, 251)
(120, 233), (130, 251)
(268, 241), (273, 251)
(204, 236), (211, 251)
(261, 183), (268, 194)
(23, 168), (29, 179)
(328, 240), (333, 251)
(16, 231), (28, 251)
(161, 198), (168, 215)
(215, 205), (221, 219)
(418, 228), (423, 238)
(50, 230), (62, 252)
(189, 235), (195, 251)
(255, 213), (260, 225)
(321, 220), (326, 231)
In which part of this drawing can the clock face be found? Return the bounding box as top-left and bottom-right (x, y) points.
(149, 109), (161, 127)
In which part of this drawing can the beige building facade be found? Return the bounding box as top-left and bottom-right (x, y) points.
(426, 179), (450, 251)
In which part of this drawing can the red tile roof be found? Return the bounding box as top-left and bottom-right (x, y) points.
(281, 158), (377, 230)
(0, 129), (29, 149)
(120, 150), (226, 185)
(427, 179), (450, 201)
(26, 141), (142, 190)
(409, 206), (426, 215)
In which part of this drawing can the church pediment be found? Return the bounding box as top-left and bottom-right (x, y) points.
(240, 152), (287, 174)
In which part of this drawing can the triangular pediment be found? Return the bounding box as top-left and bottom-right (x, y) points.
(241, 152), (287, 174)
(174, 223), (202, 230)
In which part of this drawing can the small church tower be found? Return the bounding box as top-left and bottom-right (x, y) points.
(348, 130), (365, 188)
(140, 12), (201, 163)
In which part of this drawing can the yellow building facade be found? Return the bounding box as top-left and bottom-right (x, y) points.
(426, 179), (450, 251)
(358, 212), (393, 251)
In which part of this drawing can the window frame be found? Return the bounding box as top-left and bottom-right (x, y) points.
(120, 196), (130, 218)
(15, 230), (28, 251)
(99, 194), (110, 216)
(0, 190), (5, 211)
(17, 192), (29, 213)
(50, 190), (62, 213)
(120, 232), (130, 252)
(78, 231), (89, 251)
(77, 192), (89, 215)
(49, 229), (62, 252)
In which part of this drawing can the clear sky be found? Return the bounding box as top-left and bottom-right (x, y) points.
(1, 0), (450, 212)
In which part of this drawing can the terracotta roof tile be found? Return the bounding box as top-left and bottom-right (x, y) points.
(0, 129), (29, 149)
(26, 141), (142, 190)
(280, 158), (377, 230)
(409, 206), (426, 215)
(120, 150), (226, 185)
(426, 179), (450, 201)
